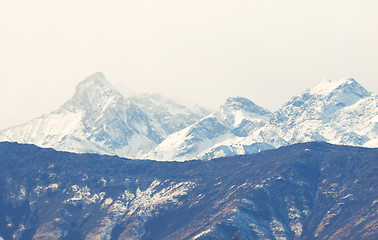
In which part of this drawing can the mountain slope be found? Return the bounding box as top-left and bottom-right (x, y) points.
(147, 97), (276, 160)
(150, 78), (377, 160)
(128, 93), (210, 136)
(0, 73), (209, 158)
(329, 95), (378, 146)
(0, 142), (377, 239)
(272, 78), (374, 144)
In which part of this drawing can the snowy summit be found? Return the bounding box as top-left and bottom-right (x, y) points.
(0, 74), (377, 160)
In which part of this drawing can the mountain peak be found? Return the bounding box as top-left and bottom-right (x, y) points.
(63, 72), (123, 112)
(277, 77), (373, 127)
(224, 97), (257, 109)
(219, 97), (271, 128)
(75, 72), (115, 93)
(222, 97), (271, 115)
(308, 77), (369, 97)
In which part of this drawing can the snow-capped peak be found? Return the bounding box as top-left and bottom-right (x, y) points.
(0, 72), (211, 159)
(308, 77), (370, 97)
(219, 97), (271, 127)
(74, 72), (118, 97)
(222, 97), (271, 115)
(75, 72), (116, 93)
(63, 72), (123, 112)
(279, 77), (371, 117)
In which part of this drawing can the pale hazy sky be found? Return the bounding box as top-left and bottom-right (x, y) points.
(1, 0), (378, 130)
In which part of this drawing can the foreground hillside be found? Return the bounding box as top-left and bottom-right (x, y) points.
(0, 142), (377, 239)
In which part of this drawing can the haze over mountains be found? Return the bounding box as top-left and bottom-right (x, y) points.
(0, 73), (377, 160)
(0, 73), (209, 159)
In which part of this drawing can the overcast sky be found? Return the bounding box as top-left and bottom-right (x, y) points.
(1, 0), (378, 130)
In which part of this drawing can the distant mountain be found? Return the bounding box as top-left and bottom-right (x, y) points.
(272, 78), (373, 144)
(0, 142), (377, 239)
(0, 74), (377, 161)
(149, 78), (378, 160)
(0, 73), (210, 158)
(128, 93), (209, 136)
(147, 97), (278, 160)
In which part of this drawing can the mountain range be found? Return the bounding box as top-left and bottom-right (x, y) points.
(0, 73), (377, 239)
(0, 142), (377, 239)
(0, 73), (377, 160)
(154, 78), (377, 160)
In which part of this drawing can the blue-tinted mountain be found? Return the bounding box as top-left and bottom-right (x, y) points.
(0, 142), (377, 239)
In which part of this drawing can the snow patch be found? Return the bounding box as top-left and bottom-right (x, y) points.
(193, 228), (213, 239)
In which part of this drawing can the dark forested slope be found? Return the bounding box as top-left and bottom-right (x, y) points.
(0, 142), (377, 239)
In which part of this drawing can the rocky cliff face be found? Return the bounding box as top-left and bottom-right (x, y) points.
(0, 142), (377, 239)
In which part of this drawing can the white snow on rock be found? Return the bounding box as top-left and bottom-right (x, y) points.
(147, 97), (274, 160)
(0, 72), (209, 159)
(83, 180), (195, 240)
(0, 74), (376, 161)
(149, 77), (377, 160)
